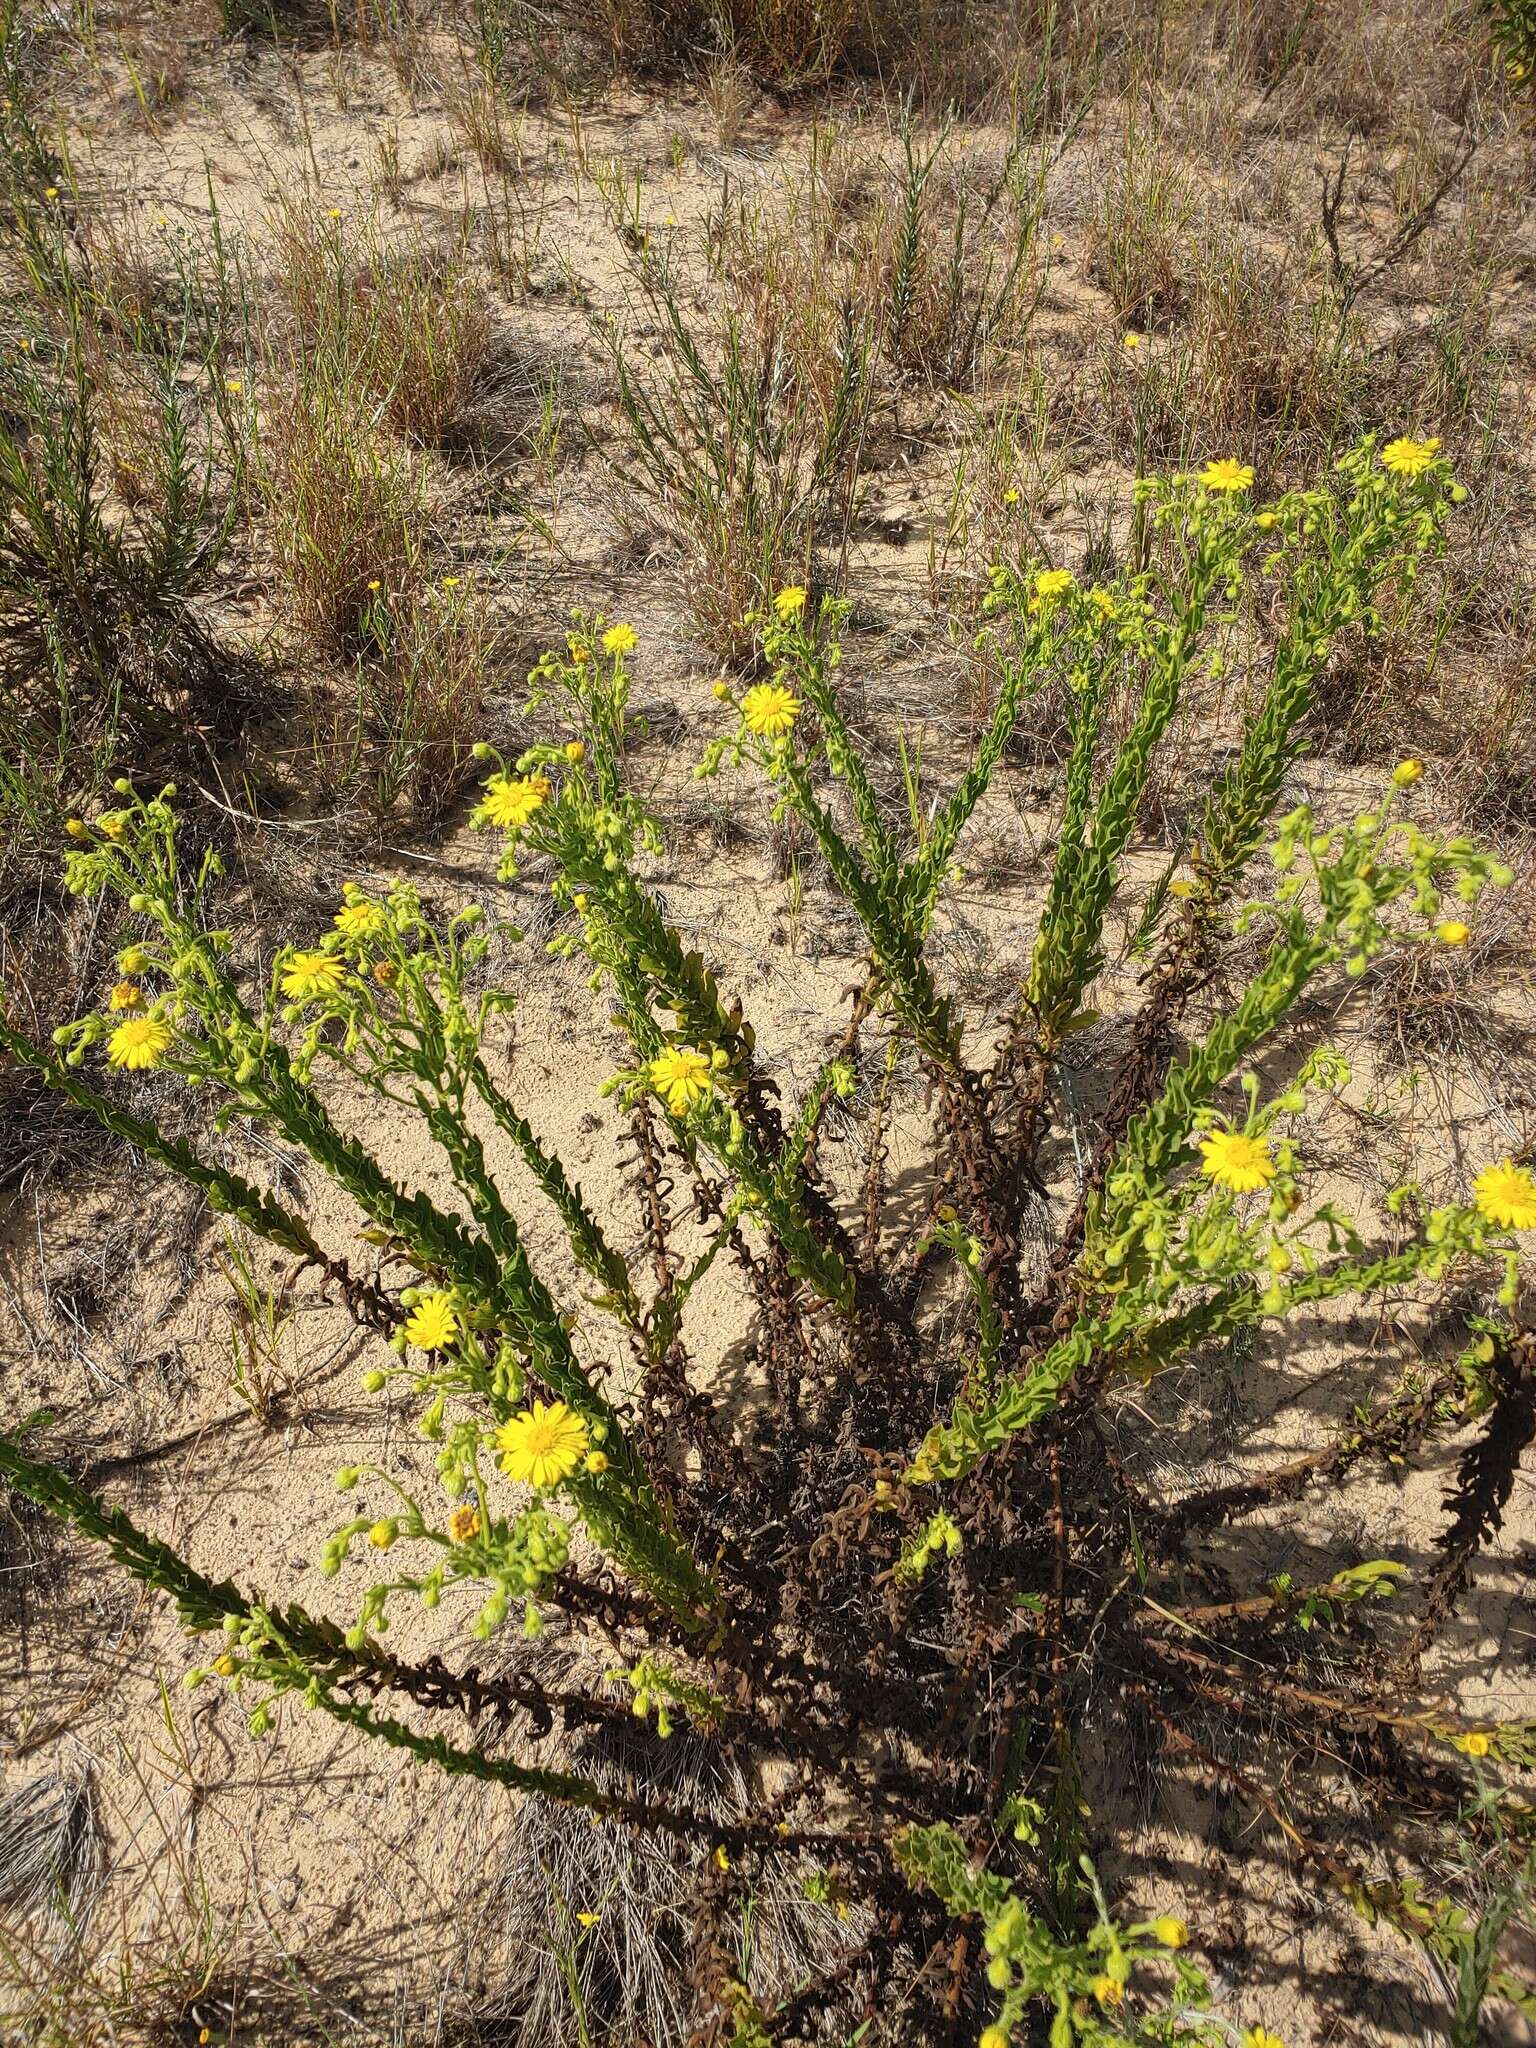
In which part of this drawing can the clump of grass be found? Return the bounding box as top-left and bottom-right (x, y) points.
(599, 245), (874, 658)
(1089, 122), (1196, 331)
(255, 353), (431, 659)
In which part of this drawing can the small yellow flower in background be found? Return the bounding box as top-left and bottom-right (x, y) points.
(1151, 1914), (1188, 1949)
(212, 1654), (236, 1678)
(107, 1015), (172, 1071)
(570, 640), (591, 664)
(1088, 587), (1115, 618)
(564, 740), (586, 762)
(480, 773), (551, 830)
(65, 817), (85, 837)
(327, 206), (342, 219)
(497, 1399), (589, 1487)
(1122, 330), (1143, 349)
(1243, 2031), (1285, 2048)
(1381, 435), (1440, 477)
(442, 574), (460, 589)
(1454, 1729), (1491, 1757)
(1003, 486), (1019, 505)
(1392, 758), (1424, 786)
(1472, 1159), (1536, 1231)
(1035, 567), (1074, 600)
(97, 812), (127, 841)
(772, 585), (807, 618)
(44, 184), (58, 199)
(1435, 919), (1470, 947)
(711, 679), (731, 701)
(368, 1519), (397, 1550)
(1198, 1130), (1275, 1193)
(108, 981), (144, 1011)
(367, 578), (382, 592)
(584, 1449), (608, 1475)
(741, 682), (800, 739)
(118, 946), (148, 974)
(280, 949), (346, 1002)
(651, 1045), (716, 1116)
(713, 1844), (730, 1871)
(1201, 458), (1254, 493)
(447, 1503), (481, 1544)
(576, 1909), (600, 1927)
(978, 2029), (1009, 2048)
(1091, 1975), (1122, 2005)
(602, 622), (637, 655)
(225, 377), (243, 394)
(404, 1292), (459, 1351)
(373, 958), (397, 986)
(334, 899), (385, 942)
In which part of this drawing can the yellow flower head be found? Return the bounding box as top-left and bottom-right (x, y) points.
(447, 1503), (481, 1544)
(1472, 1159), (1536, 1231)
(480, 773), (551, 832)
(404, 1292), (459, 1351)
(334, 899), (386, 942)
(650, 1045), (716, 1117)
(741, 682), (800, 739)
(1151, 1914), (1188, 1949)
(1122, 330), (1143, 349)
(1035, 567), (1074, 600)
(584, 1449), (609, 1475)
(978, 2030), (1009, 2048)
(1454, 1729), (1491, 1757)
(1436, 920), (1470, 947)
(602, 622), (637, 656)
(497, 1399), (589, 1488)
(1200, 458), (1254, 493)
(108, 980), (144, 1011)
(711, 679), (731, 702)
(772, 585), (807, 619)
(1198, 1129), (1275, 1193)
(1243, 2031), (1285, 2048)
(1381, 435), (1440, 478)
(118, 946), (149, 975)
(1003, 486), (1019, 505)
(280, 949), (347, 1003)
(97, 811), (128, 841)
(1088, 587), (1115, 618)
(564, 740), (586, 762)
(107, 1014), (172, 1071)
(1091, 1975), (1123, 2005)
(368, 1519), (397, 1549)
(1391, 758), (1424, 787)
(212, 1654), (237, 1678)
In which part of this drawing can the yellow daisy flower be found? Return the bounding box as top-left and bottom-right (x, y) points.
(564, 740), (586, 762)
(107, 1015), (172, 1071)
(403, 1292), (459, 1351)
(1091, 1975), (1123, 2005)
(1200, 458), (1254, 493)
(1454, 1729), (1491, 1757)
(1436, 920), (1470, 947)
(772, 585), (807, 618)
(447, 1503), (481, 1544)
(1151, 1915), (1188, 1949)
(741, 683), (800, 739)
(480, 774), (551, 831)
(118, 946), (149, 975)
(1380, 435), (1440, 478)
(1472, 1159), (1536, 1231)
(1198, 1130), (1275, 1193)
(280, 950), (347, 1002)
(108, 980), (144, 1011)
(1034, 567), (1074, 599)
(650, 1046), (716, 1116)
(602, 622), (637, 655)
(334, 899), (386, 942)
(1391, 758), (1423, 786)
(1243, 2031), (1285, 2048)
(97, 812), (128, 841)
(1122, 330), (1143, 349)
(497, 1399), (589, 1488)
